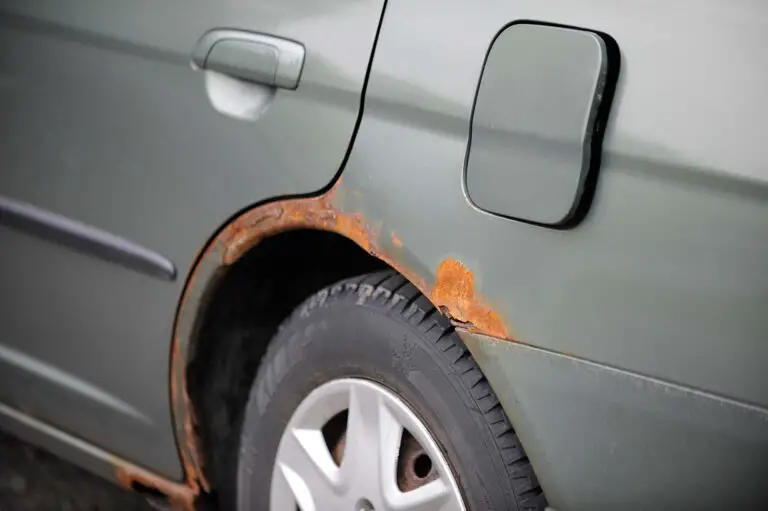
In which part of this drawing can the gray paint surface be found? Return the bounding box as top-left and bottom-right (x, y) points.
(336, 0), (768, 407)
(330, 0), (768, 505)
(463, 333), (768, 510)
(0, 343), (148, 423)
(0, 0), (766, 507)
(0, 0), (384, 478)
(0, 401), (161, 496)
(467, 23), (607, 225)
(0, 194), (176, 280)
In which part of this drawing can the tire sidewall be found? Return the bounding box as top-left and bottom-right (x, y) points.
(237, 281), (516, 510)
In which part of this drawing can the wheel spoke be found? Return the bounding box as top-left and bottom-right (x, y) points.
(386, 478), (460, 511)
(274, 427), (342, 510)
(342, 382), (403, 491)
(271, 379), (467, 511)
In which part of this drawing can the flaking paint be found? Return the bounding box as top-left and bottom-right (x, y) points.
(115, 463), (195, 511)
(169, 185), (514, 502)
(432, 258), (510, 339)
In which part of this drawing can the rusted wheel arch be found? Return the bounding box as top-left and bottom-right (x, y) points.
(168, 184), (513, 504)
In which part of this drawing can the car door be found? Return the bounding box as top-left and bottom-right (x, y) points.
(0, 0), (385, 478)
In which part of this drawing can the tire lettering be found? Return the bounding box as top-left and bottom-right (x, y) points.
(372, 287), (392, 301)
(390, 293), (406, 309)
(357, 284), (374, 305)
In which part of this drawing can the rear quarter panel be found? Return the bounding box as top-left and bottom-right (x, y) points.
(325, 0), (768, 507)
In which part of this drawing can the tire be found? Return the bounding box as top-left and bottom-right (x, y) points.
(234, 271), (547, 510)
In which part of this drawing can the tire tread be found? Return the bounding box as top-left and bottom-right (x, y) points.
(289, 270), (547, 510)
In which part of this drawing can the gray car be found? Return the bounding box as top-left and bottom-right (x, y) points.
(1, 1), (767, 510)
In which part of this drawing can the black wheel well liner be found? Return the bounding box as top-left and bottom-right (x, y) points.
(186, 229), (389, 493)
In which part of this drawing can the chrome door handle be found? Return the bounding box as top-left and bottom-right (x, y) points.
(192, 30), (305, 90)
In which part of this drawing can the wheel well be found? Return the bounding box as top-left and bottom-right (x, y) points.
(186, 229), (389, 494)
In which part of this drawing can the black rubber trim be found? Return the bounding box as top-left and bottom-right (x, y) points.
(0, 195), (176, 280)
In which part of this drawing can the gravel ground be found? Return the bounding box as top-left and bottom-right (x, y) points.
(0, 430), (153, 511)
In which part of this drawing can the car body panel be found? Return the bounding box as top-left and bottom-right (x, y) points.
(463, 332), (768, 510)
(0, 0), (385, 478)
(335, 0), (768, 407)
(0, 0), (767, 509)
(320, 0), (768, 506)
(0, 401), (194, 508)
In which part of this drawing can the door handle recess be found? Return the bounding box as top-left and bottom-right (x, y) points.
(192, 30), (305, 90)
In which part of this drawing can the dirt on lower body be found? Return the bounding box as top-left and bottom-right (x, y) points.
(0, 430), (152, 511)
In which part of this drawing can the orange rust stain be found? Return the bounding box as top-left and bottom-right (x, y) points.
(430, 258), (510, 339)
(170, 185), (512, 500)
(171, 280), (210, 496)
(391, 231), (403, 249)
(168, 184), (385, 499)
(180, 367), (208, 493)
(219, 188), (377, 265)
(168, 256), (211, 501)
(115, 464), (195, 511)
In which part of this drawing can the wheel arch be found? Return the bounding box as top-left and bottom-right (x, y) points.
(169, 185), (516, 498)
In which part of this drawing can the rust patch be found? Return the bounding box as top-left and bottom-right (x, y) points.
(431, 258), (510, 339)
(179, 346), (208, 494)
(212, 186), (430, 296)
(170, 184), (512, 500)
(219, 195), (376, 265)
(115, 464), (195, 511)
(182, 394), (206, 492)
(391, 231), (403, 249)
(170, 265), (210, 498)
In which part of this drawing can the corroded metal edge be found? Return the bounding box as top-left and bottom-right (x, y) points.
(168, 182), (515, 502)
(115, 463), (196, 511)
